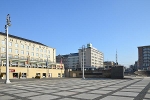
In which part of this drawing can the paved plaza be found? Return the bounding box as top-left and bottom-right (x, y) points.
(0, 77), (150, 100)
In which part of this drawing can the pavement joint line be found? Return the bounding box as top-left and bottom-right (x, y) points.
(51, 79), (138, 100)
(0, 91), (31, 100)
(0, 80), (132, 100)
(0, 78), (147, 100)
(21, 79), (132, 100)
(133, 81), (150, 100)
(93, 79), (143, 100)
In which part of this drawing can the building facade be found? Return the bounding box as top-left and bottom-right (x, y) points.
(0, 32), (64, 79)
(138, 45), (150, 70)
(103, 61), (116, 69)
(56, 53), (79, 70)
(79, 43), (104, 69)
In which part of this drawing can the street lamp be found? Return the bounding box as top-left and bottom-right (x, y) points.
(5, 14), (11, 84)
(82, 45), (85, 79)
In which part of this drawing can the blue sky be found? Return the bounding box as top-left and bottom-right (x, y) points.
(0, 0), (150, 67)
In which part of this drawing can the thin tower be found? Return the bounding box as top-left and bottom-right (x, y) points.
(116, 50), (118, 65)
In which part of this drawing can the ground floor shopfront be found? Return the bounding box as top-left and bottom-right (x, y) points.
(0, 66), (64, 79)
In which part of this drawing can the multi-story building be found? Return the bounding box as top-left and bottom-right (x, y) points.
(79, 43), (104, 69)
(67, 53), (79, 69)
(103, 61), (115, 69)
(56, 54), (69, 69)
(0, 32), (64, 79)
(138, 45), (150, 70)
(56, 53), (79, 70)
(134, 61), (138, 71)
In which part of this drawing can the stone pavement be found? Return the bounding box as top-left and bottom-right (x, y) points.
(0, 77), (150, 100)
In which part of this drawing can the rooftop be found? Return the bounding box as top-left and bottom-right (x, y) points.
(57, 53), (79, 58)
(0, 32), (47, 47)
(138, 45), (150, 48)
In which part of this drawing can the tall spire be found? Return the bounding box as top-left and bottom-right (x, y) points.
(116, 49), (118, 65)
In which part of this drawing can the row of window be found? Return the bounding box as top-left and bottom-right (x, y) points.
(1, 47), (50, 58)
(81, 62), (103, 65)
(143, 63), (150, 66)
(143, 48), (150, 51)
(92, 62), (103, 64)
(91, 53), (103, 56)
(81, 51), (103, 56)
(143, 54), (150, 56)
(1, 40), (50, 53)
(143, 51), (150, 53)
(91, 56), (103, 59)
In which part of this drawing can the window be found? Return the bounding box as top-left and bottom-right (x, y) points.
(15, 43), (18, 47)
(21, 50), (24, 54)
(2, 40), (5, 45)
(41, 54), (43, 57)
(36, 53), (39, 57)
(31, 52), (34, 56)
(9, 48), (12, 53)
(26, 46), (29, 49)
(26, 51), (29, 55)
(48, 50), (50, 54)
(9, 42), (12, 46)
(21, 44), (24, 49)
(41, 49), (43, 52)
(1, 47), (5, 52)
(44, 54), (47, 58)
(44, 50), (47, 53)
(36, 48), (39, 52)
(58, 73), (61, 77)
(32, 47), (34, 51)
(15, 49), (18, 54)
(48, 55), (50, 58)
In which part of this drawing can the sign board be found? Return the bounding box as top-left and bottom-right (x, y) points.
(9, 69), (15, 72)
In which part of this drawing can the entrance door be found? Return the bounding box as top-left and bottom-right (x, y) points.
(43, 73), (46, 78)
(1, 73), (6, 79)
(49, 73), (52, 78)
(13, 73), (18, 79)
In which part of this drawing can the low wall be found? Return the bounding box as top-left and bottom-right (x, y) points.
(69, 70), (111, 78)
(68, 66), (124, 79)
(134, 70), (150, 76)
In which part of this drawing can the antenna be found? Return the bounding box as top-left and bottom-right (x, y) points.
(116, 49), (118, 65)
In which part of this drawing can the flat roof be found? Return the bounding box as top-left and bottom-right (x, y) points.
(0, 32), (48, 47)
(56, 53), (79, 57)
(138, 45), (150, 48)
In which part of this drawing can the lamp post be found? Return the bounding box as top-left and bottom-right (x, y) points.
(82, 45), (85, 79)
(5, 14), (11, 84)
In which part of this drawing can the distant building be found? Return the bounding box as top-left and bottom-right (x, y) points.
(78, 43), (104, 69)
(56, 54), (69, 69)
(134, 61), (138, 71)
(57, 43), (104, 70)
(56, 53), (79, 70)
(138, 45), (150, 70)
(103, 61), (115, 69)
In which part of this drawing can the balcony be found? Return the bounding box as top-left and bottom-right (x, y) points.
(19, 56), (27, 61)
(30, 58), (39, 63)
(1, 54), (6, 59)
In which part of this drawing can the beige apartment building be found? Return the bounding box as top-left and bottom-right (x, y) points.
(79, 43), (104, 69)
(0, 32), (64, 79)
